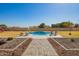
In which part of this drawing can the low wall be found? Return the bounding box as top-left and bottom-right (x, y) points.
(48, 38), (79, 56)
(0, 38), (32, 56)
(6, 28), (79, 31)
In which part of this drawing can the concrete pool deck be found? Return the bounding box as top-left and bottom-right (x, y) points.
(22, 39), (58, 56)
(16, 35), (63, 39)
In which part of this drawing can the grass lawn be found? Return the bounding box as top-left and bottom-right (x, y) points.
(0, 31), (79, 38)
(58, 31), (79, 38)
(0, 31), (26, 38)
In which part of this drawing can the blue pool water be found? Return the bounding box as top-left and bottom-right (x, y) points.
(29, 31), (52, 36)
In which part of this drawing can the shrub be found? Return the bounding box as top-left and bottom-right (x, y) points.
(70, 38), (75, 42)
(7, 37), (13, 41)
(20, 33), (24, 36)
(69, 33), (72, 35)
(0, 40), (6, 45)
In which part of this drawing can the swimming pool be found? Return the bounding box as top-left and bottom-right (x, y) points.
(28, 31), (52, 36)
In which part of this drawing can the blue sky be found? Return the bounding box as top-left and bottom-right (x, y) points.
(0, 3), (79, 27)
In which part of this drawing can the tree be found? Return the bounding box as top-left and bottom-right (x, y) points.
(51, 24), (56, 28)
(0, 24), (8, 30)
(51, 21), (74, 28)
(38, 23), (45, 28)
(75, 24), (79, 28)
(59, 22), (74, 28)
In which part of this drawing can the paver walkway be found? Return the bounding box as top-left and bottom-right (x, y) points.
(22, 39), (58, 56)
